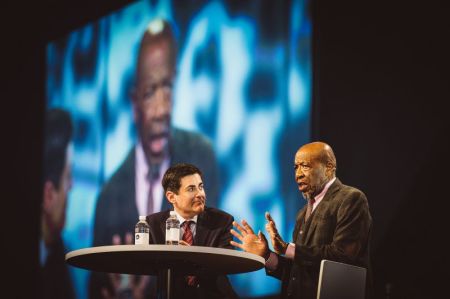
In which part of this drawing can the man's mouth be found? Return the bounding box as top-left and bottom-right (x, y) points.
(298, 182), (308, 192)
(193, 199), (205, 206)
(147, 133), (169, 154)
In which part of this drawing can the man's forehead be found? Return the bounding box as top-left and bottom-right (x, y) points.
(180, 173), (203, 186)
(294, 149), (315, 163)
(141, 40), (174, 63)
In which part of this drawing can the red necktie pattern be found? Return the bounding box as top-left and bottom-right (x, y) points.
(182, 221), (196, 286)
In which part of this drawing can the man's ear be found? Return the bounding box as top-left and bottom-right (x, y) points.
(42, 181), (56, 211)
(325, 162), (335, 177)
(166, 191), (177, 204)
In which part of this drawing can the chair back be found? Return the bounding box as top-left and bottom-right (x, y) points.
(317, 259), (366, 299)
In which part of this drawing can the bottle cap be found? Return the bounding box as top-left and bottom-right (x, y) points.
(139, 215), (146, 221)
(169, 211), (176, 216)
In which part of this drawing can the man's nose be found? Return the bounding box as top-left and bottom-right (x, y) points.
(295, 169), (304, 180)
(196, 188), (206, 197)
(153, 89), (171, 118)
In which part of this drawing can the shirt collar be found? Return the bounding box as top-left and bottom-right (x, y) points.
(314, 177), (336, 203)
(136, 140), (170, 180)
(173, 210), (198, 225)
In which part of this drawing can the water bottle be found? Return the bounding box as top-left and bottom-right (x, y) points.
(135, 216), (149, 245)
(165, 211), (180, 245)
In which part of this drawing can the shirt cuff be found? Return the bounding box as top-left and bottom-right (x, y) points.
(284, 243), (295, 260)
(265, 252), (278, 271)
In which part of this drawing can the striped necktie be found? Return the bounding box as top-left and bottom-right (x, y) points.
(182, 221), (197, 286)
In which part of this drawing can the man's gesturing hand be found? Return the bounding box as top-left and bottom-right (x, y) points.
(265, 212), (288, 255)
(230, 219), (269, 259)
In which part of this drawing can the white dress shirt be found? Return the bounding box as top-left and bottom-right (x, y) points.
(135, 142), (169, 216)
(174, 210), (199, 238)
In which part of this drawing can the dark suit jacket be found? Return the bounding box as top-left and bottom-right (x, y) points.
(89, 128), (220, 299)
(145, 207), (238, 299)
(267, 178), (372, 299)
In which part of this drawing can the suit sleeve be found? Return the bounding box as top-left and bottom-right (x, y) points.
(217, 215), (234, 249)
(266, 254), (293, 282)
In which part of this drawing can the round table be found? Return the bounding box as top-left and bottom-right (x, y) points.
(66, 245), (265, 298)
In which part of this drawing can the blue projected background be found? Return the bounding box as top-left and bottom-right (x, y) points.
(46, 0), (312, 298)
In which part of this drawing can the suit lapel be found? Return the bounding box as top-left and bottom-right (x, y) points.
(194, 211), (209, 246)
(169, 128), (184, 164)
(302, 215), (315, 244)
(123, 149), (140, 222)
(304, 178), (342, 244)
(293, 207), (306, 243)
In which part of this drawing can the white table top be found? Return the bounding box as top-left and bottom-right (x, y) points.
(66, 245), (265, 275)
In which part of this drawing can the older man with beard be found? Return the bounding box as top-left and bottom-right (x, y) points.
(231, 141), (372, 299)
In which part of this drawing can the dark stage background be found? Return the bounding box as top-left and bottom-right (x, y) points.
(3, 0), (448, 298)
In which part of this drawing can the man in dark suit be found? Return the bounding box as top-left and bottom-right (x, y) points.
(89, 18), (219, 298)
(146, 163), (237, 299)
(231, 141), (372, 299)
(40, 108), (75, 299)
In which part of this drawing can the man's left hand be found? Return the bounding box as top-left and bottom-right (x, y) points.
(265, 212), (288, 255)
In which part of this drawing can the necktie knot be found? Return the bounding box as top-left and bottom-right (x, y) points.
(182, 220), (193, 230)
(147, 165), (160, 182)
(182, 221), (194, 245)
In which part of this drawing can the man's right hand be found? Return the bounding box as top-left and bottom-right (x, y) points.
(265, 212), (288, 255)
(101, 233), (150, 299)
(230, 220), (269, 259)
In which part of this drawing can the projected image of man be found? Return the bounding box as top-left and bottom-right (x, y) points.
(89, 18), (220, 299)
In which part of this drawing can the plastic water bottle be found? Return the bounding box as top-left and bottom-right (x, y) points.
(165, 211), (180, 245)
(135, 216), (149, 245)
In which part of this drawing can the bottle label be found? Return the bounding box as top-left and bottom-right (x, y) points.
(165, 228), (180, 245)
(135, 233), (149, 245)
